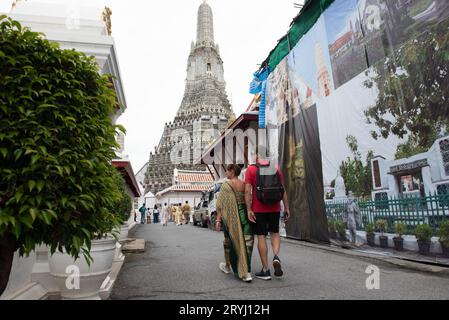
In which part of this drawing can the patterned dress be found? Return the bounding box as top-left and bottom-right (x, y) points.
(217, 181), (254, 279)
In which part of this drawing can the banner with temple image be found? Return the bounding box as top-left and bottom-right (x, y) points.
(265, 0), (449, 241)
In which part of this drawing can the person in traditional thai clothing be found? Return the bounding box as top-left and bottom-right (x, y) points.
(216, 164), (253, 283)
(175, 203), (183, 226)
(181, 201), (191, 225)
(171, 204), (177, 224)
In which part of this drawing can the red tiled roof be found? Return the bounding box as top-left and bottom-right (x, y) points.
(156, 183), (214, 197)
(176, 170), (214, 183)
(112, 160), (141, 197)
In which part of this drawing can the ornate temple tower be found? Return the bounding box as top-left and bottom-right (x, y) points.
(144, 1), (233, 194)
(315, 43), (333, 98)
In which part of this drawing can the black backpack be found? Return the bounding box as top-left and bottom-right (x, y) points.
(255, 164), (285, 205)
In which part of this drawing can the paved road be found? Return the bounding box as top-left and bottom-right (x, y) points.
(111, 223), (449, 300)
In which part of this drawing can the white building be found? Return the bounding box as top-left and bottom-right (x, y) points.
(1, 1), (130, 300)
(371, 136), (449, 200)
(156, 169), (215, 209)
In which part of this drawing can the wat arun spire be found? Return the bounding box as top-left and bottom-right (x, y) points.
(144, 1), (234, 194)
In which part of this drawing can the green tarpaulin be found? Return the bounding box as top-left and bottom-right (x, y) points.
(264, 0), (335, 71)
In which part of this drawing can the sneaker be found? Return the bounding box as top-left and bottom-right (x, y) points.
(242, 273), (253, 283)
(219, 262), (231, 274)
(273, 256), (283, 277)
(255, 269), (271, 280)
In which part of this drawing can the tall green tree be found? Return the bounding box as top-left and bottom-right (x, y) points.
(364, 18), (449, 151)
(0, 16), (124, 295)
(339, 135), (374, 198)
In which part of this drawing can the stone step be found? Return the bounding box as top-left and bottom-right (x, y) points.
(120, 238), (145, 253)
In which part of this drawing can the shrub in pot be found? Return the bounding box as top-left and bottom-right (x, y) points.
(335, 220), (347, 241)
(0, 17), (122, 296)
(438, 220), (449, 258)
(393, 222), (407, 251)
(376, 219), (389, 248)
(328, 219), (337, 239)
(365, 223), (375, 246)
(415, 224), (433, 256)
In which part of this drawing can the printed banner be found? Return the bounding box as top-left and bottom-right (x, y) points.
(266, 0), (449, 241)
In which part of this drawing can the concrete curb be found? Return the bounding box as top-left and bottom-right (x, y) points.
(282, 238), (449, 277)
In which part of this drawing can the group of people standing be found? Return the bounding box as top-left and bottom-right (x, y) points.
(138, 202), (192, 227)
(170, 202), (191, 226)
(215, 149), (290, 283)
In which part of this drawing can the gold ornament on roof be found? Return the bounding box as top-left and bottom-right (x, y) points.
(102, 6), (112, 36)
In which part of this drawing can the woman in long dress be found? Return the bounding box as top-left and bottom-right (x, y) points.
(215, 164), (254, 283)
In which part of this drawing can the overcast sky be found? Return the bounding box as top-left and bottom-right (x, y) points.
(0, 0), (305, 173)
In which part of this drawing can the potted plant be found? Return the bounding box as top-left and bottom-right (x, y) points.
(0, 17), (124, 297)
(393, 222), (407, 251)
(376, 219), (389, 248)
(438, 220), (449, 258)
(335, 220), (347, 241)
(365, 223), (375, 246)
(328, 219), (337, 239)
(415, 224), (433, 256)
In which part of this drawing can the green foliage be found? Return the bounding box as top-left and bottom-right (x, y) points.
(0, 17), (123, 263)
(394, 222), (407, 239)
(395, 134), (429, 160)
(339, 135), (374, 198)
(375, 219), (388, 235)
(438, 220), (449, 247)
(364, 18), (449, 150)
(327, 219), (336, 234)
(414, 224), (433, 242)
(106, 171), (132, 225)
(365, 223), (375, 235)
(335, 220), (346, 234)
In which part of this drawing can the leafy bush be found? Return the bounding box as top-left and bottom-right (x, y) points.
(365, 223), (375, 235)
(414, 224), (433, 242)
(335, 220), (346, 234)
(328, 219), (336, 234)
(0, 16), (123, 293)
(394, 222), (407, 239)
(107, 171), (133, 225)
(438, 220), (449, 247)
(375, 219), (388, 235)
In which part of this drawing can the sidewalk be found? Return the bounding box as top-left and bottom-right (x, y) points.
(282, 238), (449, 277)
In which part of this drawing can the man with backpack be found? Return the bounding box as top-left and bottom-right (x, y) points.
(245, 148), (290, 280)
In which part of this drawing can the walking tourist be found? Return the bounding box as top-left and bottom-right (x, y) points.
(182, 201), (191, 225)
(162, 203), (170, 226)
(153, 205), (160, 224)
(176, 203), (183, 226)
(139, 203), (146, 225)
(216, 164), (253, 283)
(245, 148), (290, 280)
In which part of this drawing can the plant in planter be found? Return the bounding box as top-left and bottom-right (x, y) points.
(328, 219), (337, 239)
(414, 224), (433, 256)
(365, 223), (375, 246)
(438, 220), (449, 258)
(335, 220), (347, 241)
(376, 219), (389, 248)
(107, 172), (133, 240)
(0, 17), (123, 296)
(393, 222), (407, 251)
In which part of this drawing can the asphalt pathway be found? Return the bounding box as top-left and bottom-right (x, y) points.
(111, 223), (449, 300)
